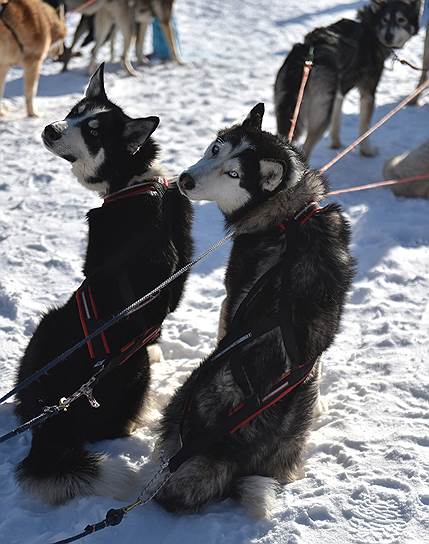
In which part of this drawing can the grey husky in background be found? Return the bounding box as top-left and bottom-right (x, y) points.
(274, 0), (421, 158)
(153, 104), (354, 517)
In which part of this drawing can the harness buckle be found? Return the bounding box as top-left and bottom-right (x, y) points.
(83, 387), (100, 409)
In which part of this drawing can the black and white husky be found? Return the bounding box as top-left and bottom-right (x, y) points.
(15, 64), (192, 505)
(153, 104), (354, 517)
(274, 0), (421, 158)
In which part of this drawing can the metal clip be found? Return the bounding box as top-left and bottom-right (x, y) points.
(83, 388), (100, 409)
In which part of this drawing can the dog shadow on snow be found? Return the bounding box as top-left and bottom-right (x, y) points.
(4, 63), (142, 100)
(4, 71), (86, 99)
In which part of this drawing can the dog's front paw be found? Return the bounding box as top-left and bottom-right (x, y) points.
(360, 144), (378, 157)
(27, 110), (39, 118)
(147, 343), (164, 363)
(313, 395), (329, 418)
(330, 140), (342, 149)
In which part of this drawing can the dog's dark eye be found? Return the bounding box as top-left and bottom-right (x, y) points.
(396, 16), (406, 25)
(212, 144), (220, 155)
(89, 128), (98, 137)
(227, 170), (239, 179)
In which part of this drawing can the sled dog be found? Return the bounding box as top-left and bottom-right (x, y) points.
(15, 64), (193, 505)
(274, 0), (421, 157)
(64, 0), (180, 75)
(154, 104), (354, 517)
(0, 0), (66, 117)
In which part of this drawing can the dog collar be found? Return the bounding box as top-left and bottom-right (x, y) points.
(103, 177), (169, 205)
(277, 201), (324, 232)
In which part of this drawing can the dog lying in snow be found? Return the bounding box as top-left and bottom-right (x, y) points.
(15, 64), (192, 505)
(152, 103), (355, 517)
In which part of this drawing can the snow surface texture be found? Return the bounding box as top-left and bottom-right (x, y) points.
(0, 1), (428, 543)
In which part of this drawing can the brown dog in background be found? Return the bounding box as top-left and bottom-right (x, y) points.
(0, 0), (66, 117)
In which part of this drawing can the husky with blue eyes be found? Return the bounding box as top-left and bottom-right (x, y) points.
(275, 0), (422, 158)
(153, 104), (355, 517)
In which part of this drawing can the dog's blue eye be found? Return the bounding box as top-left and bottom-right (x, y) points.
(212, 144), (220, 155)
(227, 170), (239, 178)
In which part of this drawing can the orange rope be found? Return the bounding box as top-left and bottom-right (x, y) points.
(320, 78), (429, 174)
(327, 172), (429, 197)
(288, 50), (314, 142)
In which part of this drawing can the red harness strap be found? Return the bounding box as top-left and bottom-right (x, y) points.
(103, 177), (169, 206)
(75, 176), (168, 362)
(76, 280), (161, 363)
(76, 283), (111, 360)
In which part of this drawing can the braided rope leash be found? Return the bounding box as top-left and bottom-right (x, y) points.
(287, 46), (314, 142)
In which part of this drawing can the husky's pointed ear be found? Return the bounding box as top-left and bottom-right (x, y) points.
(369, 0), (385, 13)
(242, 103), (265, 130)
(260, 159), (284, 192)
(124, 116), (160, 155)
(85, 63), (107, 100)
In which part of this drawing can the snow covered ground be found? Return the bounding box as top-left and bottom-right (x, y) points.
(1, 0), (428, 542)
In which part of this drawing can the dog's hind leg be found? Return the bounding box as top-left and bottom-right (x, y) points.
(88, 10), (112, 75)
(135, 15), (151, 65)
(409, 24), (429, 106)
(358, 89), (377, 157)
(0, 64), (10, 116)
(117, 18), (138, 76)
(234, 476), (278, 518)
(156, 455), (237, 513)
(217, 297), (228, 342)
(302, 112), (330, 159)
(109, 27), (116, 62)
(62, 15), (91, 72)
(23, 57), (43, 117)
(330, 92), (344, 149)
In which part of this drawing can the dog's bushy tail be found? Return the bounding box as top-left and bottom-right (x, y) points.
(16, 444), (138, 505)
(235, 475), (278, 519)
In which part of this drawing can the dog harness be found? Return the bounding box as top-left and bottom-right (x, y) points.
(75, 178), (169, 370)
(168, 201), (325, 472)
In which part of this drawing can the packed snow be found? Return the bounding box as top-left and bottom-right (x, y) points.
(0, 1), (428, 543)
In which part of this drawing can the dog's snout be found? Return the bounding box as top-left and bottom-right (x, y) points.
(179, 172), (196, 191)
(385, 30), (393, 44)
(43, 123), (63, 142)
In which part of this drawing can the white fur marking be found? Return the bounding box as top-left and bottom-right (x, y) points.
(236, 475), (278, 519)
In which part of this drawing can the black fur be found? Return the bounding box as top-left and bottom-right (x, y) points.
(274, 0), (421, 156)
(154, 106), (355, 515)
(15, 67), (193, 504)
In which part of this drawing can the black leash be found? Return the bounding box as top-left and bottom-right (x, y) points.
(0, 324), (160, 444)
(0, 0), (24, 53)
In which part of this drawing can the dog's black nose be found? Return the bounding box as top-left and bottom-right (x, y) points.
(43, 124), (63, 142)
(385, 31), (393, 44)
(179, 172), (196, 191)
